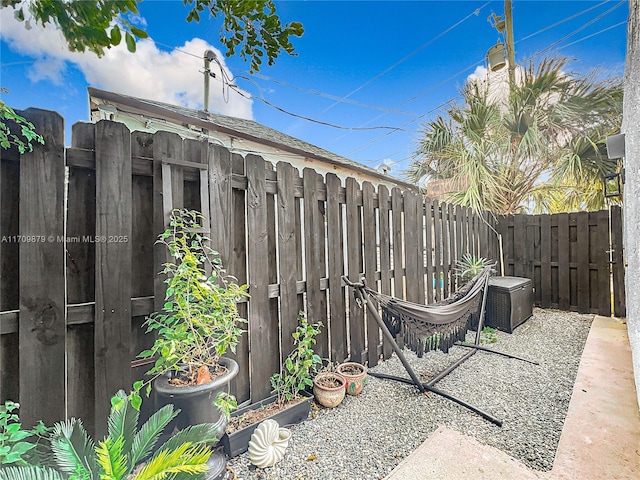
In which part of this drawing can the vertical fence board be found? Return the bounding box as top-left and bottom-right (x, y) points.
(94, 121), (132, 436)
(540, 215), (552, 308)
(346, 178), (365, 362)
(425, 201), (434, 303)
(303, 168), (328, 359)
(432, 200), (443, 301)
(362, 182), (379, 366)
(610, 206), (626, 317)
(378, 186), (393, 359)
(66, 123), (97, 434)
(209, 145), (233, 266)
(557, 214), (571, 310)
(246, 155), (277, 402)
(391, 189), (404, 299)
(231, 154), (249, 403)
(404, 192), (420, 303)
(277, 163), (300, 359)
(18, 110), (66, 428)
(594, 210), (611, 315)
(441, 203), (450, 298)
(576, 213), (589, 313)
(0, 152), (20, 404)
(416, 197), (426, 305)
(513, 215), (526, 278)
(326, 173), (347, 362)
(448, 204), (457, 292)
(315, 172), (329, 360)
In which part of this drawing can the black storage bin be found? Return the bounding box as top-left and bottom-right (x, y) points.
(485, 276), (533, 333)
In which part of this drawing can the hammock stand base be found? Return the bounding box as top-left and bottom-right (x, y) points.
(344, 273), (537, 428)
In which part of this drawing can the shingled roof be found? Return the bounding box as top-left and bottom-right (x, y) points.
(88, 87), (416, 190)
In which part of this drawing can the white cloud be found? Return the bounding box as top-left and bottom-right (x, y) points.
(0, 9), (253, 119)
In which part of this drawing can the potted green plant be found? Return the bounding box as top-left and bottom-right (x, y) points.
(222, 312), (322, 458)
(1, 391), (220, 480)
(455, 253), (493, 282)
(135, 209), (248, 438)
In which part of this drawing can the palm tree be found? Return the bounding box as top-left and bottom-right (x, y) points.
(407, 57), (623, 214)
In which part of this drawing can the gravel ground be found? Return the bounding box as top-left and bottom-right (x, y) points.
(227, 308), (593, 480)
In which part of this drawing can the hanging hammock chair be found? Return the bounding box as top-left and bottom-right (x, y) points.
(342, 267), (537, 427)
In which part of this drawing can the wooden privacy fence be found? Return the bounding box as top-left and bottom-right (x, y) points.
(495, 208), (626, 317)
(0, 109), (493, 436)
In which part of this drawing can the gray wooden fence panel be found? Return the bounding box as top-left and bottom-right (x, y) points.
(391, 189), (404, 300)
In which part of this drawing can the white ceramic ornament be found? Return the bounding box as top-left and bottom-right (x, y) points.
(247, 419), (291, 468)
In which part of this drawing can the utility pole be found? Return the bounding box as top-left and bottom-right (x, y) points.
(504, 0), (516, 88)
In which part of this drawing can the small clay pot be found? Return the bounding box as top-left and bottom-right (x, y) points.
(336, 362), (368, 395)
(312, 372), (346, 408)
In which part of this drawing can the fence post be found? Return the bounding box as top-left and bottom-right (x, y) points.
(18, 109), (66, 428)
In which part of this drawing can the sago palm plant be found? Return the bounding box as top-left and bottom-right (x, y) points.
(0, 391), (218, 480)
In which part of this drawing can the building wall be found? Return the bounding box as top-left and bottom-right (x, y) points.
(622, 0), (640, 408)
(91, 108), (410, 192)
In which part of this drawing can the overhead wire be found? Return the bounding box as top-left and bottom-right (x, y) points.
(344, 0), (627, 161)
(315, 1), (491, 116)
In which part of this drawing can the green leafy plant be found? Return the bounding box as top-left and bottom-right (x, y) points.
(455, 254), (493, 282)
(0, 401), (49, 466)
(481, 326), (499, 344)
(1, 391), (219, 480)
(270, 312), (322, 404)
(136, 209), (248, 396)
(0, 91), (45, 154)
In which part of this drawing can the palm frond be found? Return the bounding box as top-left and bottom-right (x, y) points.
(0, 466), (66, 480)
(107, 390), (139, 463)
(129, 404), (179, 467)
(154, 423), (219, 456)
(49, 418), (98, 480)
(133, 443), (211, 480)
(95, 436), (128, 480)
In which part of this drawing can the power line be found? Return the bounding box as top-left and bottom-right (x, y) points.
(316, 1), (491, 116)
(343, 1), (626, 158)
(517, 0), (611, 43)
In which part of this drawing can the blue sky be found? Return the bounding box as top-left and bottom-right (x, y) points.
(0, 0), (628, 179)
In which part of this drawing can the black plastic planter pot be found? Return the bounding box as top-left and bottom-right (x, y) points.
(221, 393), (312, 458)
(154, 356), (239, 438)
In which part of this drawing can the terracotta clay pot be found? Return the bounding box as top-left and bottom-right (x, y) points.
(336, 362), (368, 395)
(312, 372), (346, 408)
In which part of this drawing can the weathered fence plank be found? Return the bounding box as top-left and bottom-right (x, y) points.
(231, 153), (250, 404)
(277, 162), (300, 359)
(326, 173), (347, 362)
(346, 177), (365, 363)
(404, 191), (420, 304)
(94, 120), (132, 436)
(66, 123), (97, 434)
(303, 168), (328, 360)
(540, 215), (552, 308)
(378, 185), (393, 360)
(363, 182), (379, 366)
(18, 109), (66, 428)
(392, 188), (404, 300)
(246, 154), (278, 402)
(432, 200), (443, 301)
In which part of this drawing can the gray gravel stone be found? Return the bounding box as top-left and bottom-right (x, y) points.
(227, 308), (592, 479)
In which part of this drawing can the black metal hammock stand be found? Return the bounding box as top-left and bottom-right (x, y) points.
(342, 268), (538, 427)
